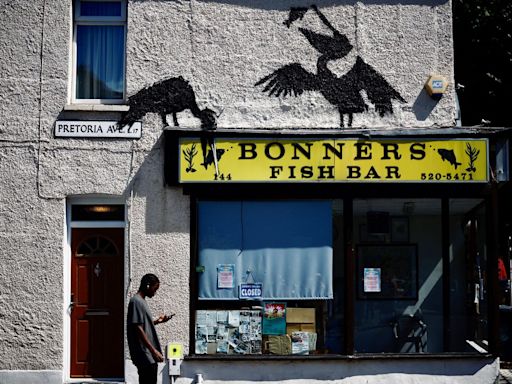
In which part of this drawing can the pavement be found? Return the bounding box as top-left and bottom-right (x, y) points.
(500, 368), (512, 384)
(500, 370), (512, 384)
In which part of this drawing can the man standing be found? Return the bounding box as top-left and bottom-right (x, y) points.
(127, 274), (173, 384)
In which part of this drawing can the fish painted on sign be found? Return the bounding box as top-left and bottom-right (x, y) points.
(437, 149), (462, 169)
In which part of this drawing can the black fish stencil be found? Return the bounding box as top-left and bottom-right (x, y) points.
(437, 149), (462, 169)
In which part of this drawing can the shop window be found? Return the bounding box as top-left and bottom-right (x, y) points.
(354, 199), (443, 353)
(353, 198), (490, 354)
(194, 198), (492, 356)
(72, 0), (126, 102)
(448, 199), (489, 353)
(195, 200), (342, 355)
(197, 201), (333, 300)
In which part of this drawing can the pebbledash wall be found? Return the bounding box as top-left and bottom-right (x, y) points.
(0, 1), (501, 384)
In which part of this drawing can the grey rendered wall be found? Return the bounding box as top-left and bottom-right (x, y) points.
(0, 0), (66, 372)
(126, 0), (456, 130)
(0, 0), (192, 377)
(1, 0), (490, 383)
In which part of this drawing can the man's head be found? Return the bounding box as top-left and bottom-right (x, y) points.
(139, 273), (160, 298)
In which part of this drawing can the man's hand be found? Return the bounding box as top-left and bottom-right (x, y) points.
(152, 349), (164, 363)
(154, 314), (174, 324)
(135, 324), (164, 363)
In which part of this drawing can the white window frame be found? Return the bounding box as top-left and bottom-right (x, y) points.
(71, 0), (127, 105)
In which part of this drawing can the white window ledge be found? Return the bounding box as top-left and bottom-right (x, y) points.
(64, 104), (130, 112)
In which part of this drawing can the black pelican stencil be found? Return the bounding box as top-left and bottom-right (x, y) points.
(437, 149), (462, 169)
(120, 76), (217, 130)
(120, 76), (218, 171)
(202, 148), (226, 170)
(255, 5), (406, 127)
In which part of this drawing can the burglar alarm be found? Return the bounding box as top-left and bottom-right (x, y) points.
(424, 74), (448, 99)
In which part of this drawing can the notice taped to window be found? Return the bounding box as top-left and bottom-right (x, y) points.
(217, 264), (235, 289)
(364, 268), (381, 293)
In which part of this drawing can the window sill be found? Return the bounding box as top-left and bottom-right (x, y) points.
(64, 104), (130, 112)
(184, 352), (494, 361)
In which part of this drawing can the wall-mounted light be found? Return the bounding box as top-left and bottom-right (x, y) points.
(424, 74), (448, 99)
(84, 205), (118, 213)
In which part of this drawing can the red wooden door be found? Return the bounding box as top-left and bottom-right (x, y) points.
(71, 228), (124, 378)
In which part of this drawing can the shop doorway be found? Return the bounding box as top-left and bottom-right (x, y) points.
(70, 227), (124, 378)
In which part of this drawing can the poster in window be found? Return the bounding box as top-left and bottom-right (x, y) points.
(357, 245), (418, 299)
(195, 324), (208, 354)
(262, 302), (286, 335)
(291, 332), (309, 355)
(363, 268), (381, 293)
(217, 264), (235, 289)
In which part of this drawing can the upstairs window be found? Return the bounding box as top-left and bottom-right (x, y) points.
(73, 0), (126, 102)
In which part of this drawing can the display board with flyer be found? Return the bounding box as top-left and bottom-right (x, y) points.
(195, 305), (318, 355)
(195, 310), (262, 354)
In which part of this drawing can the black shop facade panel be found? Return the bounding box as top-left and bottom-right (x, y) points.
(164, 129), (502, 357)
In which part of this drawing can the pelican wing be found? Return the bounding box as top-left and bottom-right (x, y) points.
(255, 63), (318, 97)
(348, 56), (406, 116)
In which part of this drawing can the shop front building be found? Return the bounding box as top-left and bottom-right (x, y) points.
(165, 130), (507, 384)
(0, 1), (510, 383)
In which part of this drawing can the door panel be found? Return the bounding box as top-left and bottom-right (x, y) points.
(71, 228), (124, 378)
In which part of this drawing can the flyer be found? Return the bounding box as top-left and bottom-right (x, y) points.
(195, 325), (208, 354)
(216, 325), (229, 353)
(206, 311), (217, 327)
(291, 332), (309, 355)
(217, 264), (235, 289)
(364, 267), (382, 293)
(217, 311), (228, 324)
(228, 310), (240, 327)
(262, 302), (286, 335)
(250, 312), (262, 340)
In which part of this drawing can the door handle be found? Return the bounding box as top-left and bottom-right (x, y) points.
(68, 293), (75, 313)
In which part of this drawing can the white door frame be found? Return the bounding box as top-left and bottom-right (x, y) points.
(63, 195), (126, 382)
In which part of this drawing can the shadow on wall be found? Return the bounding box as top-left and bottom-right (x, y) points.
(126, 136), (189, 234)
(412, 88), (441, 121)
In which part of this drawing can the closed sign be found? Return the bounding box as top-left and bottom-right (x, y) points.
(239, 283), (263, 299)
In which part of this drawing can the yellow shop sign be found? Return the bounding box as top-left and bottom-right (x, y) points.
(178, 138), (488, 183)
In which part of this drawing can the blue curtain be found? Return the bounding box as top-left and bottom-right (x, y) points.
(76, 25), (124, 99)
(198, 200), (333, 300)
